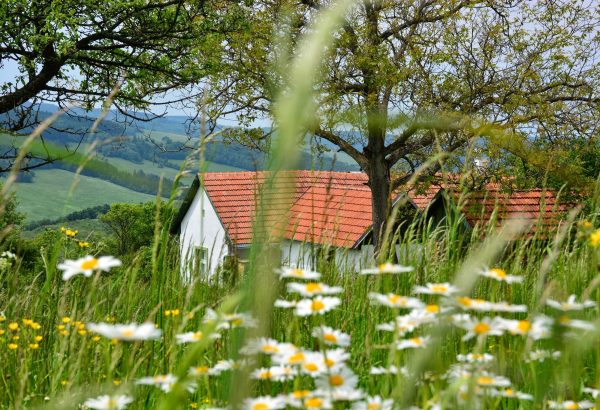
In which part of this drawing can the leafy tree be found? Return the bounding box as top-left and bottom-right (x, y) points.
(0, 0), (244, 128)
(100, 202), (172, 256)
(206, 0), (600, 249)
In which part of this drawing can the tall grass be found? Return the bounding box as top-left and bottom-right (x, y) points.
(1, 1), (600, 410)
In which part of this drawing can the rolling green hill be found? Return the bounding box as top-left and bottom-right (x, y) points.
(8, 169), (159, 222)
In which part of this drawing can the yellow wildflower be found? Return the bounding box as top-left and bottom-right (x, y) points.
(62, 317), (71, 324)
(34, 335), (43, 342)
(590, 229), (600, 247)
(29, 343), (39, 349)
(8, 322), (19, 331)
(8, 343), (17, 350)
(113, 379), (121, 386)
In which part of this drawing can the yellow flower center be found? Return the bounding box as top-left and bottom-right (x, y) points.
(8, 322), (18, 330)
(388, 294), (402, 305)
(325, 358), (335, 367)
(262, 344), (279, 353)
(409, 337), (422, 346)
(477, 376), (493, 385)
(292, 390), (310, 399)
(303, 362), (319, 372)
(252, 403), (269, 410)
(306, 283), (322, 293)
(305, 398), (322, 408)
(558, 315), (571, 324)
(565, 403), (579, 410)
(195, 366), (209, 374)
(121, 329), (135, 338)
(192, 332), (203, 341)
(81, 258), (98, 270)
(288, 352), (305, 364)
(425, 304), (439, 313)
(504, 388), (514, 396)
(330, 374), (344, 386)
(516, 320), (531, 333)
(378, 263), (392, 271)
(474, 322), (491, 334)
(457, 297), (472, 307)
(323, 333), (337, 343)
(368, 404), (382, 410)
(431, 284), (447, 293)
(311, 300), (325, 311)
(291, 268), (304, 277)
(490, 268), (507, 278)
(259, 371), (272, 379)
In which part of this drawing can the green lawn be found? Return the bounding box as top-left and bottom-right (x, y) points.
(7, 169), (158, 222)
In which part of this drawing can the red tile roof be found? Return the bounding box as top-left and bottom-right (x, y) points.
(408, 182), (572, 233)
(196, 171), (573, 247)
(201, 171), (372, 247)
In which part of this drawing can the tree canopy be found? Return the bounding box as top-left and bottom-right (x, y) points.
(0, 0), (244, 130)
(206, 0), (600, 249)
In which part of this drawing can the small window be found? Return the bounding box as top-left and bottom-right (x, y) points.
(193, 246), (208, 275)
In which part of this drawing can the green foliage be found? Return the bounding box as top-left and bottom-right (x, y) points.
(0, 0), (246, 122)
(100, 201), (174, 260)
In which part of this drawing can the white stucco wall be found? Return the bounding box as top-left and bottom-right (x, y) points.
(280, 240), (369, 273)
(180, 188), (228, 280)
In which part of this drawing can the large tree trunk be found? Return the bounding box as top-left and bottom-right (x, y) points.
(365, 111), (391, 255)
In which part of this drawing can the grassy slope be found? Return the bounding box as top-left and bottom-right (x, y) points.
(8, 169), (158, 222)
(23, 218), (106, 239)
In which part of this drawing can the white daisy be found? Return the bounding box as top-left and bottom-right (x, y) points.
(83, 395), (134, 409)
(368, 293), (424, 309)
(273, 349), (310, 367)
(326, 389), (365, 402)
(295, 297), (341, 316)
(488, 388), (533, 401)
(203, 309), (258, 330)
(311, 326), (351, 347)
(243, 396), (286, 410)
(454, 316), (505, 341)
(413, 283), (459, 296)
(321, 348), (350, 368)
(87, 322), (161, 341)
(351, 396), (394, 410)
(456, 353), (495, 364)
(547, 295), (597, 311)
(251, 366), (295, 382)
(189, 366), (211, 377)
(58, 255), (121, 280)
(315, 366), (358, 391)
(474, 373), (511, 388)
(489, 301), (528, 313)
(274, 299), (298, 308)
(136, 374), (196, 393)
(397, 336), (430, 349)
(276, 267), (322, 280)
(479, 268), (523, 284)
(299, 352), (328, 376)
(175, 331), (220, 344)
(547, 400), (595, 409)
(369, 365), (407, 375)
(291, 395), (333, 409)
(526, 349), (561, 363)
(583, 387), (600, 399)
(558, 315), (596, 331)
(240, 338), (297, 356)
(360, 263), (413, 275)
(287, 282), (343, 297)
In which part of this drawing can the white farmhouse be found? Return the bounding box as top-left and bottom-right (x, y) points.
(171, 170), (572, 278)
(170, 170), (377, 278)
